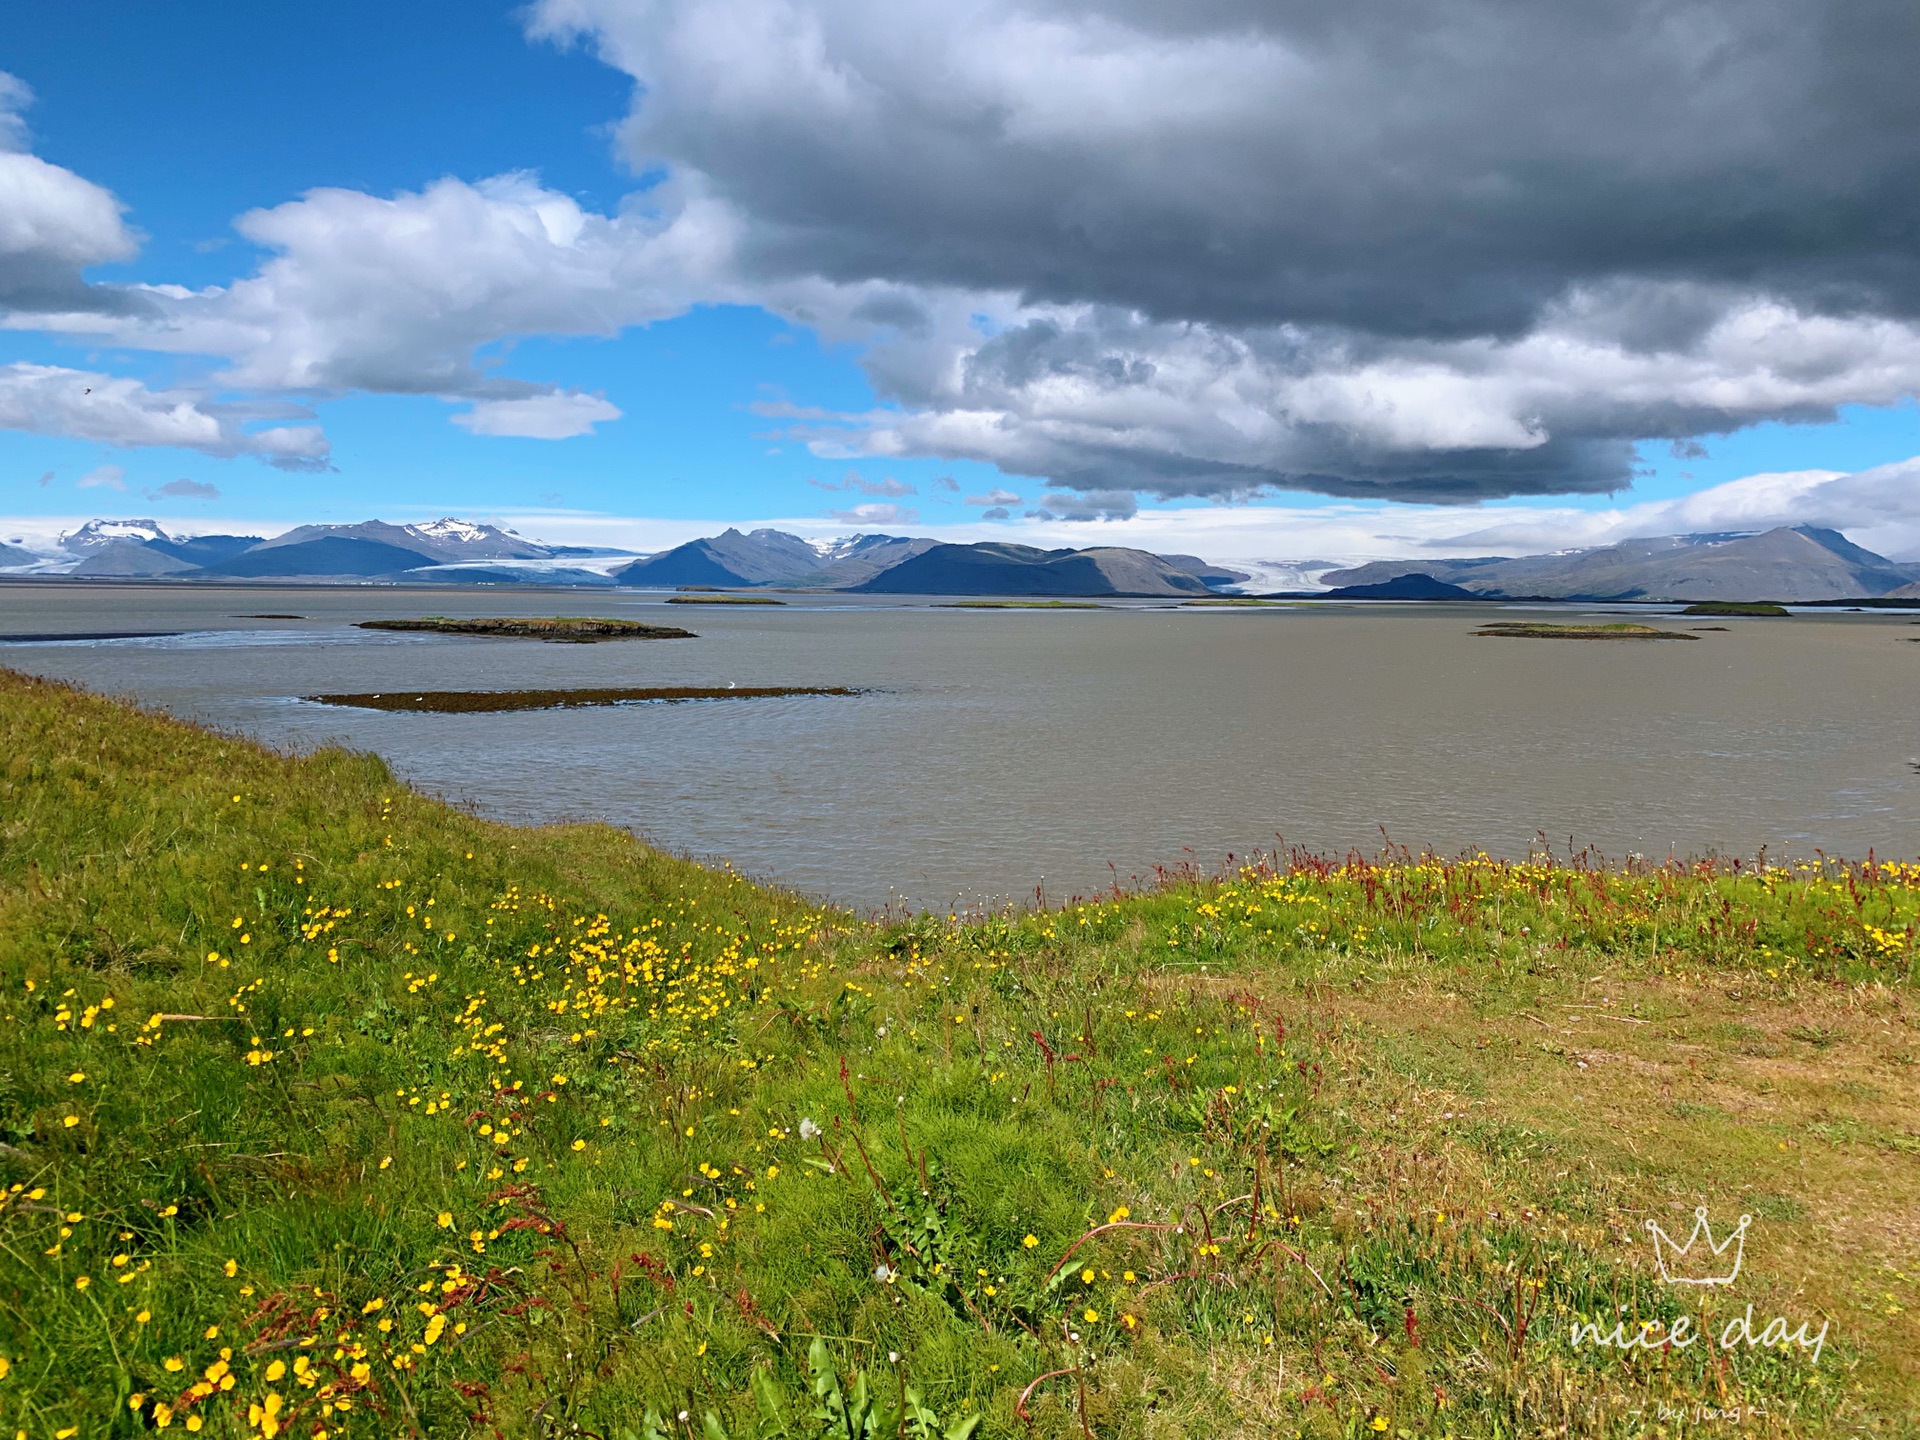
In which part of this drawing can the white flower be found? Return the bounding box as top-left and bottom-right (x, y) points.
(799, 1117), (821, 1140)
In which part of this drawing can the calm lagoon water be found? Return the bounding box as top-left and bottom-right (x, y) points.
(4, 583), (1918, 911)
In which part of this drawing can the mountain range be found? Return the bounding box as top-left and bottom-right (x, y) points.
(20, 518), (625, 585)
(613, 530), (941, 589)
(5, 516), (1918, 601)
(614, 529), (1240, 596)
(0, 519), (1251, 597)
(1314, 526), (1920, 603)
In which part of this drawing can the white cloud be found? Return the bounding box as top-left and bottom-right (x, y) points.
(965, 488), (1021, 506)
(451, 390), (623, 438)
(25, 172), (739, 438)
(827, 501), (918, 525)
(75, 463), (125, 491)
(149, 478), (222, 500)
(0, 72), (33, 151)
(0, 73), (139, 309)
(793, 290), (1920, 503)
(521, 0), (1920, 502)
(0, 362), (330, 469)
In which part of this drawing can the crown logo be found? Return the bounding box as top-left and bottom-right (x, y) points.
(1645, 1207), (1751, 1286)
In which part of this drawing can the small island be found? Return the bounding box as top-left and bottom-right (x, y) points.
(1475, 620), (1698, 640)
(1680, 601), (1791, 617)
(665, 594), (785, 605)
(305, 683), (862, 714)
(355, 617), (694, 641)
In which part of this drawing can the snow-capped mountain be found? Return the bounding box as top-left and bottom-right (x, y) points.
(248, 519), (557, 562)
(402, 518), (564, 559)
(59, 518), (177, 552)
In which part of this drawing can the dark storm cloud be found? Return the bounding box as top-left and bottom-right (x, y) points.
(524, 0), (1920, 504)
(542, 0), (1920, 336)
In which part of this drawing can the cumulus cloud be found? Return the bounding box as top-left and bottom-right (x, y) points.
(451, 390), (622, 438)
(0, 72), (140, 312)
(0, 362), (331, 469)
(965, 488), (1022, 506)
(534, 0), (1918, 332)
(19, 171), (737, 441)
(809, 290), (1920, 502)
(149, 478), (221, 500)
(525, 0), (1920, 502)
(1021, 488), (1137, 521)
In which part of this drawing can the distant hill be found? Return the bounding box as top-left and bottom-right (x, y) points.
(0, 542), (38, 568)
(70, 543), (201, 577)
(249, 519), (555, 564)
(855, 542), (1213, 597)
(29, 517), (617, 582)
(615, 529), (1236, 596)
(611, 529), (827, 587)
(54, 520), (267, 578)
(145, 533), (264, 567)
(1318, 526), (1920, 602)
(199, 537), (446, 578)
(1321, 573), (1479, 600)
(611, 531), (947, 589)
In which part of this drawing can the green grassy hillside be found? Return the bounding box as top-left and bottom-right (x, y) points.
(0, 669), (1915, 1437)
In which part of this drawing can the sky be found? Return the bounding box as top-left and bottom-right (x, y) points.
(2, 0), (1918, 566)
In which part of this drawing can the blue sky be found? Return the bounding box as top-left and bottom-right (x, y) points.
(2, 2), (1007, 527)
(3, 1), (1917, 563)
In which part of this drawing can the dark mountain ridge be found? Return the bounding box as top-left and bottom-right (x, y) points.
(855, 542), (1213, 597)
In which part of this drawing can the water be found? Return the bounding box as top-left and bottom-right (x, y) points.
(3, 582), (1917, 910)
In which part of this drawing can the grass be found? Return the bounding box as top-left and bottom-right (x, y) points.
(355, 619), (695, 642)
(1475, 621), (1699, 641)
(2, 667), (1918, 1437)
(1680, 603), (1792, 618)
(936, 601), (1103, 611)
(665, 597), (785, 607)
(303, 686), (863, 714)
